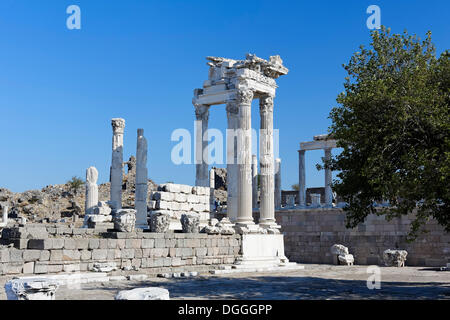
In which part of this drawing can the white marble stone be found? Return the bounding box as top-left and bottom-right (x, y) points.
(115, 287), (169, 300)
(85, 166), (98, 214)
(110, 118), (125, 209)
(251, 154), (258, 209)
(113, 209), (136, 232)
(383, 249), (408, 267)
(135, 128), (148, 229)
(5, 278), (59, 300)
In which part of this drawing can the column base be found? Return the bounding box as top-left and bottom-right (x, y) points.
(135, 224), (149, 230)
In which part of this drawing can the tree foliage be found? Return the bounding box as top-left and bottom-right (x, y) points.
(327, 26), (449, 239)
(67, 176), (84, 195)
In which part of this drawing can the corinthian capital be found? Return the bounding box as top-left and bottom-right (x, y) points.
(225, 100), (239, 116)
(259, 95), (274, 115)
(111, 118), (125, 134)
(236, 89), (254, 105)
(194, 104), (210, 121)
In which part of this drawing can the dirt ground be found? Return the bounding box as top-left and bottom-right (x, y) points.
(1, 264), (448, 300)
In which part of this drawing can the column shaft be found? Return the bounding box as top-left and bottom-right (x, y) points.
(251, 155), (258, 209)
(259, 95), (276, 227)
(135, 129), (148, 229)
(226, 100), (239, 222)
(324, 148), (333, 207)
(274, 158), (282, 209)
(194, 104), (210, 187)
(111, 118), (125, 209)
(298, 150), (306, 206)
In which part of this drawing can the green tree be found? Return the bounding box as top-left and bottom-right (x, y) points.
(291, 184), (299, 191)
(326, 26), (449, 239)
(67, 176), (84, 195)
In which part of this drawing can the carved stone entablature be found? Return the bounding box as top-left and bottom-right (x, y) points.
(111, 118), (125, 134)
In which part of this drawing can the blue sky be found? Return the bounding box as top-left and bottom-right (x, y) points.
(0, 0), (448, 192)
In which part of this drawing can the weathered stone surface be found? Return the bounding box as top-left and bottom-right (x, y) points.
(181, 213), (200, 233)
(149, 211), (171, 233)
(92, 262), (117, 272)
(85, 167), (99, 215)
(115, 287), (169, 300)
(113, 209), (136, 232)
(5, 278), (59, 300)
(338, 254), (354, 266)
(383, 249), (408, 267)
(330, 244), (349, 256)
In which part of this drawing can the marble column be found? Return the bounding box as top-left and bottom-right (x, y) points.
(251, 154), (258, 209)
(111, 118), (125, 209)
(135, 129), (148, 229)
(85, 166), (98, 214)
(324, 148), (333, 207)
(194, 104), (210, 187)
(226, 100), (239, 222)
(209, 168), (215, 189)
(298, 150), (306, 207)
(259, 95), (276, 227)
(236, 89), (254, 227)
(274, 158), (282, 209)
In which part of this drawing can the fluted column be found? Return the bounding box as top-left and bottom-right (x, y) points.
(135, 129), (148, 229)
(194, 104), (210, 187)
(274, 158), (282, 209)
(298, 150), (306, 207)
(259, 95), (276, 227)
(85, 166), (98, 214)
(236, 89), (254, 226)
(226, 100), (239, 222)
(251, 154), (258, 209)
(110, 118), (125, 209)
(324, 148), (333, 207)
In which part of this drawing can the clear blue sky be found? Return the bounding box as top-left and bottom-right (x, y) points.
(0, 0), (448, 192)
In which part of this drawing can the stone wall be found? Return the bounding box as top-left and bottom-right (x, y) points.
(276, 208), (449, 267)
(0, 225), (241, 275)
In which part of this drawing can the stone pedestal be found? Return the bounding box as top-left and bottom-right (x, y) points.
(234, 234), (289, 268)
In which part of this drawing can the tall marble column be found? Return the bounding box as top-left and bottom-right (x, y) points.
(298, 150), (306, 207)
(194, 104), (210, 187)
(85, 166), (98, 214)
(226, 100), (239, 222)
(135, 128), (148, 229)
(324, 148), (333, 207)
(259, 95), (276, 227)
(111, 118), (125, 209)
(251, 154), (258, 209)
(236, 89), (254, 227)
(274, 158), (282, 209)
(209, 168), (215, 189)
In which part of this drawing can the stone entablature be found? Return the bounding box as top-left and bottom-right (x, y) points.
(0, 226), (241, 276)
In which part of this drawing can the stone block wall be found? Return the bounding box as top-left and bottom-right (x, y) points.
(148, 183), (212, 229)
(277, 208), (449, 267)
(0, 225), (241, 275)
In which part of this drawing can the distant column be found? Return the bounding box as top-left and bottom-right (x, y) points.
(298, 150), (306, 207)
(135, 128), (148, 229)
(85, 166), (98, 214)
(274, 158), (282, 209)
(209, 168), (215, 189)
(251, 155), (258, 209)
(110, 118), (125, 209)
(194, 104), (210, 187)
(324, 148), (333, 207)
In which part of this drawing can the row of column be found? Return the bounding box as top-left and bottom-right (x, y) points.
(194, 90), (278, 229)
(298, 148), (333, 207)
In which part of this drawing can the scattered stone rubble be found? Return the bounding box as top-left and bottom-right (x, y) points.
(383, 249), (408, 267)
(5, 278), (59, 300)
(331, 244), (354, 266)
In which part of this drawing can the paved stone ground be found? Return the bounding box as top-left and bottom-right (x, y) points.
(1, 264), (449, 300)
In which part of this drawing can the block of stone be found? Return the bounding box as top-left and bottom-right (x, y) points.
(127, 274), (148, 281)
(155, 200), (172, 210)
(152, 192), (175, 201)
(180, 184), (193, 194)
(93, 201), (112, 215)
(159, 183), (180, 193)
(338, 254), (354, 266)
(5, 278), (59, 300)
(174, 193), (187, 203)
(113, 209), (136, 233)
(383, 249), (408, 267)
(91, 262), (117, 272)
(181, 213), (200, 233)
(149, 211), (171, 233)
(330, 244), (349, 256)
(86, 214), (112, 223)
(115, 287), (169, 300)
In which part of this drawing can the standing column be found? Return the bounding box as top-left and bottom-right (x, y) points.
(259, 95), (276, 227)
(111, 118), (125, 209)
(135, 129), (148, 229)
(85, 166), (99, 214)
(236, 89), (254, 227)
(251, 154), (258, 209)
(324, 148), (333, 207)
(209, 168), (215, 189)
(274, 158), (282, 209)
(298, 150), (306, 207)
(226, 100), (239, 222)
(194, 104), (210, 187)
